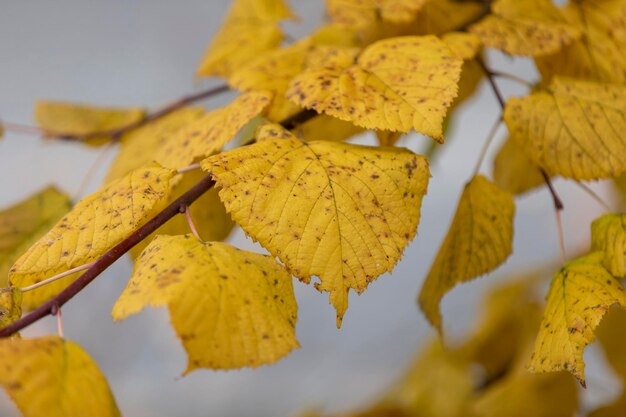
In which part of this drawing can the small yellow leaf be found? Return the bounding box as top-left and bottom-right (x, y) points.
(0, 187), (71, 286)
(288, 35), (463, 142)
(0, 287), (22, 328)
(505, 77), (626, 180)
(113, 235), (298, 371)
(0, 336), (120, 417)
(202, 124), (430, 326)
(418, 175), (515, 332)
(441, 32), (481, 60)
(9, 164), (176, 309)
(196, 0), (294, 78)
(529, 252), (626, 385)
(152, 91), (272, 169)
(591, 214), (626, 278)
(469, 0), (580, 56)
(105, 107), (206, 183)
(326, 0), (429, 28)
(129, 169), (234, 259)
(536, 0), (626, 84)
(35, 101), (145, 146)
(493, 136), (545, 195)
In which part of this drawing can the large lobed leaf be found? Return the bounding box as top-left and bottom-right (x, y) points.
(202, 124), (430, 326)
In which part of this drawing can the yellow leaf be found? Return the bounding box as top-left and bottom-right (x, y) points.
(9, 164), (176, 309)
(112, 235), (298, 372)
(288, 35), (463, 142)
(326, 0), (429, 29)
(129, 169), (234, 259)
(0, 287), (22, 328)
(202, 124), (430, 326)
(529, 252), (626, 385)
(536, 0), (626, 84)
(469, 0), (580, 56)
(151, 91), (272, 169)
(0, 187), (71, 286)
(493, 136), (546, 195)
(413, 0), (483, 36)
(196, 0), (294, 78)
(0, 336), (120, 417)
(35, 101), (145, 146)
(441, 32), (481, 61)
(418, 175), (515, 332)
(298, 115), (364, 143)
(376, 130), (402, 147)
(505, 77), (626, 180)
(105, 107), (206, 183)
(592, 214), (626, 278)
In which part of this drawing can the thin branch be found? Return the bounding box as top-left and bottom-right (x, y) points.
(19, 262), (95, 292)
(1, 121), (47, 136)
(477, 57), (506, 109)
(0, 175), (216, 338)
(472, 116), (502, 176)
(541, 170), (566, 264)
(488, 70), (533, 88)
(73, 142), (115, 200)
(575, 181), (612, 212)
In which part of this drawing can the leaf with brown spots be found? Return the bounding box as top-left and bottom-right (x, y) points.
(34, 101), (145, 146)
(418, 175), (515, 333)
(325, 0), (430, 29)
(0, 187), (71, 287)
(287, 35), (463, 142)
(529, 252), (626, 386)
(0, 288), (22, 329)
(469, 0), (580, 57)
(196, 0), (294, 78)
(591, 214), (626, 278)
(202, 124), (430, 326)
(504, 77), (626, 180)
(9, 164), (176, 309)
(151, 91), (272, 169)
(0, 336), (120, 417)
(112, 235), (298, 371)
(493, 136), (546, 195)
(536, 0), (626, 84)
(105, 107), (206, 183)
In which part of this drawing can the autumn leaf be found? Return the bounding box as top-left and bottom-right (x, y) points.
(469, 0), (580, 56)
(441, 32), (481, 61)
(0, 187), (72, 287)
(196, 0), (294, 78)
(9, 164), (176, 309)
(288, 35), (463, 142)
(105, 107), (206, 183)
(418, 175), (515, 333)
(0, 288), (22, 328)
(35, 101), (145, 146)
(536, 0), (626, 84)
(129, 169), (234, 259)
(505, 77), (626, 180)
(202, 124), (430, 326)
(113, 235), (298, 371)
(529, 252), (626, 385)
(591, 214), (626, 278)
(0, 336), (120, 417)
(326, 0), (429, 29)
(298, 115), (365, 143)
(493, 136), (546, 195)
(151, 91), (272, 169)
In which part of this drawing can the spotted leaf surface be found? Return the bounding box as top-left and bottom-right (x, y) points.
(202, 124), (430, 326)
(591, 214), (626, 278)
(0, 288), (22, 328)
(419, 175), (515, 333)
(35, 101), (145, 146)
(113, 235), (298, 371)
(505, 77), (626, 180)
(469, 0), (579, 56)
(326, 0), (429, 28)
(529, 252), (626, 385)
(0, 336), (120, 417)
(9, 164), (176, 309)
(151, 91), (272, 169)
(0, 187), (71, 287)
(493, 136), (546, 195)
(288, 35), (463, 142)
(196, 0), (294, 77)
(536, 0), (626, 84)
(105, 107), (206, 183)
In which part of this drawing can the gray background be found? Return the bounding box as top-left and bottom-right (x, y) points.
(0, 1), (620, 416)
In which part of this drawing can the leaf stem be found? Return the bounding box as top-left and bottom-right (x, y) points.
(19, 262), (96, 293)
(541, 170), (566, 264)
(176, 162), (202, 175)
(183, 206), (204, 243)
(574, 181), (612, 212)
